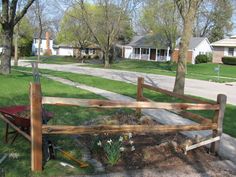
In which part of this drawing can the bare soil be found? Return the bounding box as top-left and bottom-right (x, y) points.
(77, 112), (236, 176)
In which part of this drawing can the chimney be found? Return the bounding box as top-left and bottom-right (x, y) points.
(45, 32), (52, 55)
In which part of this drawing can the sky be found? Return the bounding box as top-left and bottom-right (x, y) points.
(35, 0), (236, 36)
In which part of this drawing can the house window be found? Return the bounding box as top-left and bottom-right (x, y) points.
(83, 48), (89, 54)
(134, 48), (140, 54)
(141, 48), (149, 54)
(228, 48), (234, 56)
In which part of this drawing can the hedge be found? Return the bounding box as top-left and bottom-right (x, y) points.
(195, 54), (209, 64)
(222, 56), (236, 65)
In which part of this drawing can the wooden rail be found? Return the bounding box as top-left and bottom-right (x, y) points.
(142, 83), (215, 104)
(42, 97), (219, 110)
(42, 124), (217, 135)
(30, 77), (227, 172)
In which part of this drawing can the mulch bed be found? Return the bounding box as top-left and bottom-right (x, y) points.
(77, 112), (234, 175)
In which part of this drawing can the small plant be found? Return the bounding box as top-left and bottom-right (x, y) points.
(92, 133), (135, 166)
(103, 138), (122, 166)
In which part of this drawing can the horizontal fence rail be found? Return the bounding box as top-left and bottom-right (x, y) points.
(42, 97), (219, 110)
(141, 83), (216, 104)
(42, 124), (218, 135)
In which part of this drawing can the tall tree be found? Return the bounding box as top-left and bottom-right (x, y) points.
(14, 16), (33, 65)
(208, 0), (233, 42)
(194, 0), (233, 42)
(78, 0), (134, 67)
(140, 0), (181, 54)
(56, 4), (92, 59)
(0, 0), (35, 74)
(173, 0), (203, 94)
(35, 0), (43, 62)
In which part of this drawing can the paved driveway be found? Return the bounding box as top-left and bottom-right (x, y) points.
(18, 61), (236, 105)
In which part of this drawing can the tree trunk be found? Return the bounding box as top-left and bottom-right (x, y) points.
(104, 50), (110, 68)
(37, 37), (42, 62)
(0, 28), (13, 75)
(173, 18), (193, 94)
(14, 34), (19, 66)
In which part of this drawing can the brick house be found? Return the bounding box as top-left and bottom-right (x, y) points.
(211, 35), (236, 63)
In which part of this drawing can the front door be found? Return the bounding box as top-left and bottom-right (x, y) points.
(150, 49), (156, 60)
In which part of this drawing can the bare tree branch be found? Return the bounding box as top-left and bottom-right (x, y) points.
(14, 0), (35, 26)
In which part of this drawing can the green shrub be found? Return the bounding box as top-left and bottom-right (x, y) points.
(195, 54), (209, 64)
(222, 57), (236, 65)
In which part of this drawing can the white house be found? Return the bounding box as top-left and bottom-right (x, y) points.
(53, 44), (74, 56)
(32, 32), (101, 57)
(32, 32), (55, 55)
(32, 32), (75, 56)
(123, 35), (212, 64)
(123, 35), (171, 62)
(211, 35), (236, 63)
(172, 37), (213, 64)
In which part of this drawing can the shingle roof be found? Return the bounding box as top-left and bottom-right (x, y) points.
(127, 35), (208, 50)
(211, 35), (236, 47)
(33, 32), (54, 40)
(126, 34), (169, 49)
(175, 37), (208, 50)
(188, 37), (206, 50)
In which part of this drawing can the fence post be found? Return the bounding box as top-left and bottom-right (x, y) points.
(30, 83), (43, 171)
(136, 77), (144, 116)
(210, 94), (227, 154)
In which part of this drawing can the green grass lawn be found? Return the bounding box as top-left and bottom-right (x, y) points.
(0, 71), (123, 176)
(23, 56), (79, 64)
(83, 59), (236, 83)
(14, 67), (236, 138)
(23, 56), (236, 82)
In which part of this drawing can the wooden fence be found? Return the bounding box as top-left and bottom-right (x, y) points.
(30, 77), (226, 171)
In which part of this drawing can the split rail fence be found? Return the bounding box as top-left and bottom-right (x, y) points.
(30, 77), (226, 171)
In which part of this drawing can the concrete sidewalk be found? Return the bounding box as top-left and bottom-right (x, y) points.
(18, 60), (236, 105)
(45, 74), (236, 165)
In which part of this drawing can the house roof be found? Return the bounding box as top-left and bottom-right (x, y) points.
(33, 32), (54, 40)
(188, 37), (207, 50)
(126, 35), (209, 50)
(211, 35), (236, 47)
(53, 44), (74, 49)
(175, 37), (209, 50)
(126, 34), (169, 49)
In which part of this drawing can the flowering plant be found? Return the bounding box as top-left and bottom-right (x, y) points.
(92, 133), (135, 166)
(103, 138), (122, 165)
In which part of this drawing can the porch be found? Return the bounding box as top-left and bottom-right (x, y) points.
(131, 47), (171, 61)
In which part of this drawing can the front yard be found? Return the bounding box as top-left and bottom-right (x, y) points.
(23, 56), (236, 83)
(14, 67), (236, 138)
(83, 59), (236, 83)
(1, 69), (236, 176)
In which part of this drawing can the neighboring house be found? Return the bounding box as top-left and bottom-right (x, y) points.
(53, 44), (74, 56)
(32, 32), (100, 57)
(172, 37), (212, 64)
(80, 44), (101, 58)
(211, 35), (236, 63)
(123, 35), (171, 62)
(123, 35), (212, 64)
(32, 32), (54, 56)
